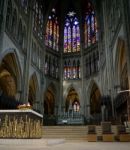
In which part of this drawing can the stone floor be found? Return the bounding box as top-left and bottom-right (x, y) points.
(0, 139), (130, 150)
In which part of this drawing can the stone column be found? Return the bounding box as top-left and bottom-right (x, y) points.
(101, 105), (105, 122)
(80, 13), (85, 116)
(102, 0), (115, 118)
(0, 0), (7, 52)
(21, 0), (34, 103)
(58, 8), (64, 115)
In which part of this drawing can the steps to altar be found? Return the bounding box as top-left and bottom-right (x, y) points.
(42, 126), (88, 141)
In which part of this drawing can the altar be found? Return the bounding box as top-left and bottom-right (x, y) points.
(57, 110), (84, 125)
(0, 110), (43, 138)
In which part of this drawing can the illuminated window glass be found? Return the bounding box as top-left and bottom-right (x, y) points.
(55, 59), (59, 78)
(77, 60), (80, 79)
(45, 8), (59, 51)
(73, 60), (76, 79)
(64, 61), (67, 79)
(67, 60), (71, 79)
(72, 100), (80, 112)
(64, 59), (81, 80)
(64, 12), (80, 53)
(44, 55), (59, 79)
(45, 55), (48, 75)
(84, 2), (98, 48)
(64, 27), (68, 53)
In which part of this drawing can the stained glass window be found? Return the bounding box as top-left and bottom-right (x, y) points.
(64, 60), (81, 80)
(73, 60), (76, 79)
(84, 2), (98, 48)
(68, 60), (71, 79)
(6, 0), (12, 30)
(45, 56), (48, 75)
(64, 12), (80, 53)
(85, 51), (99, 77)
(44, 55), (59, 79)
(72, 100), (80, 112)
(33, 1), (44, 40)
(21, 0), (28, 13)
(48, 57), (51, 75)
(55, 61), (58, 79)
(77, 60), (80, 79)
(11, 9), (17, 35)
(45, 8), (59, 51)
(64, 61), (67, 79)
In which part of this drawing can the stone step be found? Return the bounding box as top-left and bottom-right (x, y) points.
(43, 125), (88, 141)
(43, 132), (87, 135)
(42, 125), (121, 141)
(43, 129), (87, 132)
(42, 135), (88, 138)
(43, 126), (87, 129)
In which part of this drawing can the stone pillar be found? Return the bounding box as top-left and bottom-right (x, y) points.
(21, 0), (34, 103)
(0, 0), (7, 52)
(102, 1), (115, 118)
(58, 8), (64, 115)
(39, 17), (47, 114)
(101, 105), (105, 122)
(80, 13), (85, 116)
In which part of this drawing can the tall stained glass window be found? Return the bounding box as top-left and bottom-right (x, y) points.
(33, 1), (44, 40)
(45, 8), (59, 51)
(84, 2), (98, 48)
(64, 11), (80, 53)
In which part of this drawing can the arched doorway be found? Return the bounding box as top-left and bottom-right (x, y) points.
(90, 83), (101, 123)
(65, 87), (80, 112)
(28, 73), (39, 109)
(44, 84), (56, 115)
(116, 40), (128, 122)
(0, 53), (21, 109)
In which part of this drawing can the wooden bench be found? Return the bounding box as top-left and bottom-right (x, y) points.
(87, 125), (97, 142)
(101, 122), (114, 142)
(117, 125), (130, 142)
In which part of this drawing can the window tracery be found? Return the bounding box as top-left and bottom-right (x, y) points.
(84, 2), (98, 48)
(64, 12), (80, 53)
(45, 8), (59, 51)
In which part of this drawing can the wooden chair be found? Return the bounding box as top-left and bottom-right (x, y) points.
(117, 125), (130, 142)
(87, 125), (97, 142)
(101, 122), (114, 142)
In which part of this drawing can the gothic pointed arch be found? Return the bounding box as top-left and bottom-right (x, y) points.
(0, 51), (22, 100)
(65, 87), (80, 112)
(114, 38), (128, 120)
(44, 83), (56, 115)
(115, 38), (128, 90)
(28, 73), (39, 107)
(88, 81), (101, 119)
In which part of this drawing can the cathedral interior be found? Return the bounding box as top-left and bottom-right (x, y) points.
(0, 0), (130, 127)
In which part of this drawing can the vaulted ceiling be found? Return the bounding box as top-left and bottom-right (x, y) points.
(41, 0), (102, 18)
